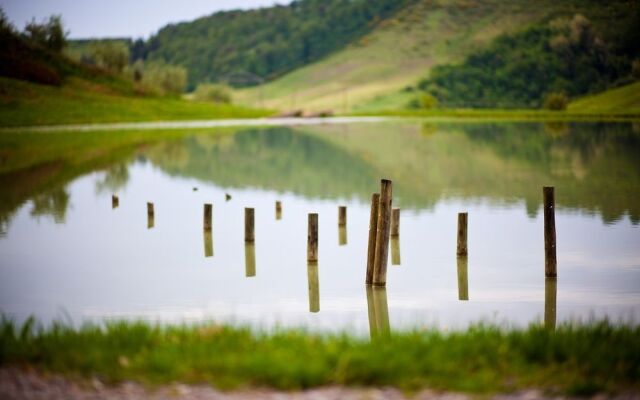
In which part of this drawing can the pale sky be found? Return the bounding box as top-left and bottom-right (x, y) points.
(0, 0), (291, 39)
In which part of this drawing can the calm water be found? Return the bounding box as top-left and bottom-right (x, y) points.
(0, 120), (639, 333)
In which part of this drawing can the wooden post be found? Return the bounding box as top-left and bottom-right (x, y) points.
(338, 206), (347, 226)
(368, 286), (390, 338)
(244, 208), (254, 242)
(275, 201), (282, 220)
(307, 213), (318, 262)
(203, 203), (212, 231)
(365, 193), (380, 284)
(338, 226), (347, 246)
(307, 262), (319, 313)
(457, 256), (469, 300)
(111, 195), (119, 209)
(245, 243), (256, 277)
(372, 179), (393, 286)
(147, 202), (154, 229)
(544, 277), (557, 330)
(543, 186), (557, 277)
(391, 236), (401, 266)
(390, 208), (400, 237)
(366, 285), (377, 338)
(203, 230), (213, 258)
(456, 212), (468, 256)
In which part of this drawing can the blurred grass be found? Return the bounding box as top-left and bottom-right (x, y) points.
(568, 82), (640, 115)
(1, 318), (639, 395)
(0, 77), (271, 127)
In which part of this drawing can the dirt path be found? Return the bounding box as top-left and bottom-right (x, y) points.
(1, 367), (637, 400)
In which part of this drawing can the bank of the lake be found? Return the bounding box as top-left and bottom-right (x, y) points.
(1, 319), (638, 396)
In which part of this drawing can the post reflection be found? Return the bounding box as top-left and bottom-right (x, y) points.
(307, 262), (319, 313)
(545, 277), (557, 330)
(203, 230), (213, 258)
(244, 243), (256, 277)
(338, 226), (347, 246)
(457, 256), (469, 301)
(147, 215), (154, 229)
(391, 236), (401, 265)
(366, 285), (390, 339)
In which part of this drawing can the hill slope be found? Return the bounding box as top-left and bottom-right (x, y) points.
(568, 82), (640, 114)
(234, 0), (637, 112)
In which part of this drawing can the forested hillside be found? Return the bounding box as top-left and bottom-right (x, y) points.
(139, 0), (415, 89)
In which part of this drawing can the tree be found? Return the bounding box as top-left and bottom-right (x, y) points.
(91, 41), (129, 73)
(24, 15), (67, 52)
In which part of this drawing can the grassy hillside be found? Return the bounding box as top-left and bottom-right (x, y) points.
(568, 81), (640, 114)
(235, 0), (637, 113)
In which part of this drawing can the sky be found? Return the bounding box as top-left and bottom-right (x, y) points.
(0, 0), (291, 39)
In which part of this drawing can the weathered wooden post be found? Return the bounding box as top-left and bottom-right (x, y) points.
(544, 277), (557, 330)
(338, 206), (347, 226)
(338, 226), (347, 246)
(365, 193), (380, 284)
(111, 195), (119, 209)
(390, 208), (400, 237)
(457, 256), (469, 300)
(307, 262), (319, 313)
(373, 179), (393, 286)
(203, 230), (213, 258)
(147, 202), (154, 229)
(275, 201), (282, 220)
(203, 203), (212, 231)
(456, 212), (468, 256)
(244, 208), (254, 242)
(308, 213), (318, 262)
(245, 243), (256, 277)
(391, 236), (401, 266)
(543, 186), (557, 277)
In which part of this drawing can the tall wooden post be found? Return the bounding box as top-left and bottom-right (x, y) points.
(390, 208), (400, 237)
(338, 206), (347, 226)
(372, 179), (393, 286)
(203, 203), (212, 231)
(365, 193), (380, 284)
(544, 187), (557, 277)
(244, 208), (254, 242)
(308, 213), (318, 262)
(456, 212), (468, 256)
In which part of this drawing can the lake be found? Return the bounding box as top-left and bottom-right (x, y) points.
(0, 119), (638, 334)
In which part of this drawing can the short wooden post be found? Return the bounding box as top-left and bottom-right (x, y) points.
(457, 256), (469, 300)
(147, 202), (154, 229)
(203, 203), (212, 231)
(456, 212), (468, 256)
(111, 195), (119, 209)
(225, 193), (232, 201)
(372, 179), (393, 286)
(543, 187), (557, 277)
(203, 230), (213, 258)
(544, 277), (557, 330)
(307, 213), (318, 262)
(365, 193), (380, 284)
(244, 208), (254, 242)
(338, 206), (347, 226)
(390, 208), (400, 237)
(338, 226), (347, 246)
(391, 236), (401, 266)
(275, 201), (282, 220)
(307, 262), (319, 312)
(245, 243), (256, 277)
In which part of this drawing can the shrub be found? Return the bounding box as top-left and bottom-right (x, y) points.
(142, 62), (187, 95)
(543, 92), (569, 110)
(90, 42), (129, 73)
(193, 83), (232, 104)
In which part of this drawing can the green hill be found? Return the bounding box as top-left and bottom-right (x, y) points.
(568, 81), (640, 114)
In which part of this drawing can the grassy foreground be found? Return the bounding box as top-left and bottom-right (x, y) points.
(1, 319), (638, 395)
(0, 77), (271, 127)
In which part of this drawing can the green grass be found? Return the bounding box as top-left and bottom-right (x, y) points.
(0, 77), (271, 127)
(1, 318), (638, 395)
(353, 108), (640, 121)
(568, 81), (640, 114)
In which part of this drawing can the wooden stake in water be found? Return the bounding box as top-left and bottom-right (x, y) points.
(244, 208), (254, 243)
(245, 243), (256, 277)
(373, 179), (393, 286)
(390, 208), (400, 237)
(111, 195), (119, 209)
(147, 202), (155, 229)
(456, 212), (468, 256)
(365, 193), (380, 284)
(338, 206), (347, 227)
(203, 203), (212, 231)
(338, 226), (347, 246)
(308, 213), (318, 262)
(457, 256), (469, 300)
(203, 230), (213, 258)
(391, 236), (401, 266)
(544, 277), (557, 330)
(275, 201), (282, 220)
(543, 186), (557, 277)
(366, 285), (390, 339)
(307, 262), (319, 313)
